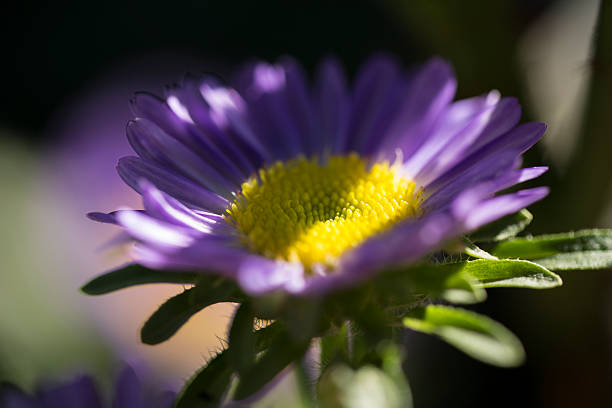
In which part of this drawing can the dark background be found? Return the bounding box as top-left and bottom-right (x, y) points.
(2, 1), (611, 406)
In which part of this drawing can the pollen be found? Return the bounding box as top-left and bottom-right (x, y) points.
(227, 154), (422, 270)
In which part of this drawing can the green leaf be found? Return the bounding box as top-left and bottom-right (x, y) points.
(174, 349), (233, 408)
(469, 209), (533, 242)
(254, 321), (285, 350)
(462, 259), (562, 289)
(228, 303), (256, 375)
(491, 229), (612, 270)
(534, 251), (612, 271)
(233, 327), (310, 401)
(403, 305), (525, 367)
(141, 278), (241, 345)
(282, 297), (323, 343)
(382, 262), (486, 305)
(81, 264), (199, 295)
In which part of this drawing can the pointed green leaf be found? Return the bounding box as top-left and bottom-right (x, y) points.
(141, 278), (241, 345)
(174, 349), (233, 408)
(81, 264), (199, 295)
(463, 259), (562, 289)
(469, 209), (533, 242)
(228, 303), (256, 375)
(534, 251), (612, 271)
(403, 305), (525, 367)
(491, 229), (612, 270)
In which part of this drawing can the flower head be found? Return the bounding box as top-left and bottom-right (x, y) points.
(90, 55), (548, 296)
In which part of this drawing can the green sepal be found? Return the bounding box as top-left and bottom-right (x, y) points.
(228, 303), (256, 375)
(174, 322), (284, 408)
(380, 262), (486, 305)
(462, 259), (562, 289)
(173, 349), (233, 408)
(281, 297), (324, 343)
(469, 209), (533, 242)
(141, 276), (242, 345)
(491, 229), (612, 270)
(81, 264), (199, 295)
(320, 323), (350, 372)
(233, 325), (310, 401)
(403, 305), (525, 367)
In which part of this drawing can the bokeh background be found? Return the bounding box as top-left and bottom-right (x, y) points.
(1, 0), (611, 406)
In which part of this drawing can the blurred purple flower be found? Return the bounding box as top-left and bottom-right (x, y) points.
(91, 55), (548, 296)
(0, 365), (174, 408)
(38, 53), (234, 382)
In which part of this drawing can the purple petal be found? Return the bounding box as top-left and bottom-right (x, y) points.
(453, 187), (549, 231)
(140, 181), (235, 236)
(127, 118), (241, 196)
(236, 62), (304, 160)
(133, 92), (253, 185)
(131, 237), (249, 277)
(423, 150), (520, 211)
(130, 92), (190, 142)
(485, 166), (548, 195)
(117, 156), (229, 213)
(413, 94), (515, 185)
(167, 80), (262, 176)
(342, 54), (402, 153)
(465, 97), (522, 154)
(314, 57), (350, 155)
(87, 210), (145, 226)
(426, 122), (546, 193)
(87, 211), (120, 224)
(277, 57), (319, 156)
(376, 57), (457, 160)
(0, 385), (37, 408)
(116, 209), (198, 250)
(236, 257), (306, 295)
(112, 366), (144, 408)
(38, 376), (102, 408)
(402, 92), (499, 181)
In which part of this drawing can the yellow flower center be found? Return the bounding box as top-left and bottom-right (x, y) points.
(227, 154), (422, 270)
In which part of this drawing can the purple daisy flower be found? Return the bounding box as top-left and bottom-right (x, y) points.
(90, 55), (548, 297)
(0, 365), (174, 408)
